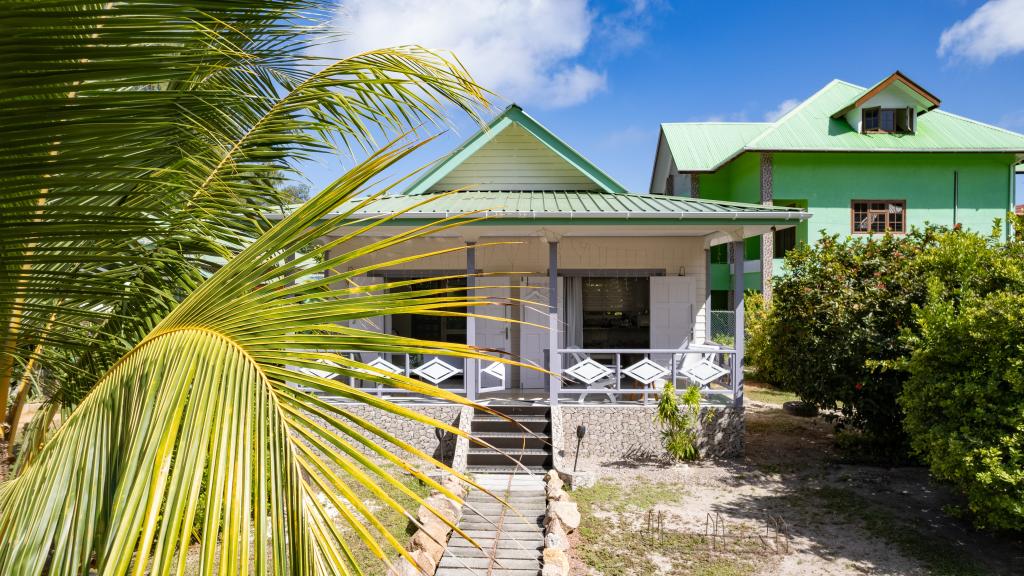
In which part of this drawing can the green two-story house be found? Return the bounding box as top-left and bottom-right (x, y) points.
(649, 71), (1024, 307)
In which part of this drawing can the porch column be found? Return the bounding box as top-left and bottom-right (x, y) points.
(704, 248), (712, 343)
(731, 239), (745, 408)
(760, 153), (774, 302)
(465, 242), (477, 402)
(548, 240), (560, 405)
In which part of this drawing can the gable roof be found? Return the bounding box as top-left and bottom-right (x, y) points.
(831, 70), (940, 119)
(660, 123), (770, 172)
(660, 76), (1024, 173)
(401, 104), (630, 195)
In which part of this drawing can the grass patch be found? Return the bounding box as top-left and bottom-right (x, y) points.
(332, 467), (432, 576)
(815, 486), (985, 576)
(743, 383), (800, 406)
(573, 480), (761, 575)
(574, 480), (686, 513)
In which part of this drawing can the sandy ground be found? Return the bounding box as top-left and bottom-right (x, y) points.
(570, 400), (1024, 576)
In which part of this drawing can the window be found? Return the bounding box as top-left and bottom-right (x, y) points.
(861, 107), (914, 134)
(581, 277), (650, 349)
(390, 278), (467, 343)
(774, 226), (797, 258)
(852, 200), (905, 234)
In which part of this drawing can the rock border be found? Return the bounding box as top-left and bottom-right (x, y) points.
(387, 474), (466, 576)
(541, 470), (580, 576)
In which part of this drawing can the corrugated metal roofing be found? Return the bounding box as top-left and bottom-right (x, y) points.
(333, 190), (808, 222)
(662, 79), (1024, 172)
(660, 123), (770, 172)
(747, 80), (1024, 152)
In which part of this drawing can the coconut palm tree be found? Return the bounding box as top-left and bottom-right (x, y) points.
(0, 2), (512, 574)
(0, 0), (486, 440)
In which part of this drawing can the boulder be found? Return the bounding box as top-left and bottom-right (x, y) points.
(545, 475), (565, 495)
(418, 494), (461, 526)
(410, 529), (446, 563)
(546, 500), (580, 532)
(548, 487), (570, 502)
(387, 549), (436, 576)
(546, 516), (569, 545)
(441, 474), (467, 499)
(542, 546), (571, 576)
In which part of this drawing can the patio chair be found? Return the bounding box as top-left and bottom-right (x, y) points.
(675, 345), (722, 389)
(564, 347), (617, 404)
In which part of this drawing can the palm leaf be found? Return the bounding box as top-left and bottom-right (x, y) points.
(0, 1), (490, 425)
(0, 138), (521, 575)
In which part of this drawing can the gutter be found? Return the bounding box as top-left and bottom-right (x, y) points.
(327, 210), (811, 221)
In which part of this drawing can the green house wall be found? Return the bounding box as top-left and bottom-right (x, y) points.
(702, 151), (1016, 296)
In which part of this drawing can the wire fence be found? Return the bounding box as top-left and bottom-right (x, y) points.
(708, 310), (736, 346)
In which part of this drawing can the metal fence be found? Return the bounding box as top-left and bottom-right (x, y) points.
(708, 310), (736, 345)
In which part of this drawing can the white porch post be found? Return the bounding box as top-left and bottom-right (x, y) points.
(548, 240), (560, 405)
(731, 239), (745, 408)
(465, 242), (477, 401)
(704, 248), (712, 343)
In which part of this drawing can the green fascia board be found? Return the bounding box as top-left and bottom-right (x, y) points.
(400, 104), (630, 195)
(661, 122), (771, 172)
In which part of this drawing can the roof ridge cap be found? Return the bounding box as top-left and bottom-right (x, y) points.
(746, 80), (861, 149)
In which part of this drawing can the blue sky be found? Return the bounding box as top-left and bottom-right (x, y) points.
(298, 0), (1024, 203)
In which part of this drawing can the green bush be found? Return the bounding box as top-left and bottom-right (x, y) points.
(900, 221), (1024, 530)
(656, 381), (703, 461)
(902, 289), (1024, 530)
(744, 290), (778, 384)
(756, 230), (938, 455)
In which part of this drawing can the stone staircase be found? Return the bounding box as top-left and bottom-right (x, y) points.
(436, 474), (546, 576)
(467, 405), (552, 474)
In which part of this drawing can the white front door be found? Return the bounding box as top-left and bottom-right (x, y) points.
(650, 276), (695, 366)
(519, 276), (561, 389)
(475, 277), (511, 393)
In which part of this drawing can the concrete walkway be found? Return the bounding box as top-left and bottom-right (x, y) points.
(436, 474), (546, 576)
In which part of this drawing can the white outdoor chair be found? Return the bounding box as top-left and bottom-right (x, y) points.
(564, 347), (617, 404)
(675, 345), (723, 389)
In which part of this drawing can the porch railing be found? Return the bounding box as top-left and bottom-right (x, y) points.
(293, 352), (506, 398)
(554, 347), (738, 405)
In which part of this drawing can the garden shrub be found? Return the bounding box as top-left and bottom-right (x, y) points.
(758, 229), (938, 456)
(743, 290), (778, 384)
(656, 381), (703, 461)
(902, 289), (1024, 530)
(900, 221), (1024, 530)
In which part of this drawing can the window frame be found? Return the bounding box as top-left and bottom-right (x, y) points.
(850, 200), (907, 235)
(861, 106), (915, 134)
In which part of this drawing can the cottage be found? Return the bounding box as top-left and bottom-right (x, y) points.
(311, 105), (808, 470)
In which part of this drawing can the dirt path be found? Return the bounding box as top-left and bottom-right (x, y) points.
(569, 401), (1024, 576)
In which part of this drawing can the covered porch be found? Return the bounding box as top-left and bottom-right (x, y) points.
(319, 192), (808, 407)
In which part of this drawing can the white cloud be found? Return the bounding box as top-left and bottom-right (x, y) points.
(329, 0), (619, 108)
(763, 99), (800, 122)
(938, 0), (1024, 63)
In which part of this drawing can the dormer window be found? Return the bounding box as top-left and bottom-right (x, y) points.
(862, 107), (914, 134)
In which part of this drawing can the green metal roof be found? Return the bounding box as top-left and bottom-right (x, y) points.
(660, 123), (770, 172)
(662, 78), (1024, 172)
(331, 190), (808, 224)
(747, 80), (1024, 152)
(401, 104), (630, 196)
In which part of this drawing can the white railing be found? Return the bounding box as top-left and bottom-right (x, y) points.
(554, 346), (738, 404)
(293, 352), (506, 398)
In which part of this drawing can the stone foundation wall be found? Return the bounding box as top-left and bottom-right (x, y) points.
(553, 404), (744, 467)
(324, 402), (464, 466)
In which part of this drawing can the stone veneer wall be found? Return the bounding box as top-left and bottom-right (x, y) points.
(325, 402), (464, 467)
(553, 405), (744, 467)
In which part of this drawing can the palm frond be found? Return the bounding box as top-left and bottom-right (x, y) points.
(0, 138), (519, 575)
